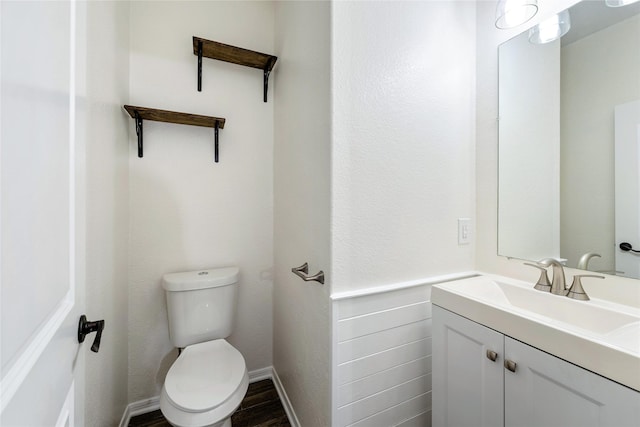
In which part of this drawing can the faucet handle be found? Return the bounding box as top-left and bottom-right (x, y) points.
(567, 274), (604, 301)
(524, 262), (552, 292)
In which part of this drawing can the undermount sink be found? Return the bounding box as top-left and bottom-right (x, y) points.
(432, 274), (640, 391)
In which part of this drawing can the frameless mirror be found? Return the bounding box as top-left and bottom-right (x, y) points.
(498, 0), (640, 278)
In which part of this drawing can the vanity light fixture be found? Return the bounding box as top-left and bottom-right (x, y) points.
(495, 0), (539, 29)
(529, 9), (571, 44)
(605, 0), (640, 7)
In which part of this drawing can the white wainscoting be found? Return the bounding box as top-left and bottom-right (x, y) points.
(333, 284), (435, 427)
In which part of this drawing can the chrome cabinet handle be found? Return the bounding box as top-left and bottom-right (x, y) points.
(291, 262), (325, 285)
(486, 350), (498, 362)
(504, 359), (517, 373)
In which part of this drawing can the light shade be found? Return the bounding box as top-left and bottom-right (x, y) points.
(605, 0), (640, 7)
(495, 0), (539, 29)
(529, 9), (571, 44)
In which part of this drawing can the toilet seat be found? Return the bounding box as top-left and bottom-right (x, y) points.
(161, 339), (248, 426)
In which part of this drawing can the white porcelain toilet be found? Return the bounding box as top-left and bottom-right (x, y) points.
(160, 267), (249, 427)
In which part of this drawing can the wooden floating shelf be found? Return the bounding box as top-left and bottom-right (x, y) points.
(123, 105), (225, 129)
(193, 36), (278, 102)
(123, 105), (226, 162)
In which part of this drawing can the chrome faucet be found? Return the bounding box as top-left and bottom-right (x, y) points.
(539, 258), (568, 296)
(577, 252), (601, 270)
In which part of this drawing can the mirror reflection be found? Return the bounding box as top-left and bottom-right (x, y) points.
(498, 0), (640, 279)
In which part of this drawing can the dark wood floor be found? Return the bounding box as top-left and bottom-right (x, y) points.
(129, 379), (291, 427)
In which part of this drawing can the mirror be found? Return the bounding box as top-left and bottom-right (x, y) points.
(498, 0), (640, 279)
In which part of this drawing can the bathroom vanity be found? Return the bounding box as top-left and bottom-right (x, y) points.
(431, 275), (640, 427)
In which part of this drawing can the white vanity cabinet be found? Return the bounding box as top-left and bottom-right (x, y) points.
(433, 305), (640, 427)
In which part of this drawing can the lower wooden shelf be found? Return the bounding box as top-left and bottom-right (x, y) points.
(123, 105), (226, 162)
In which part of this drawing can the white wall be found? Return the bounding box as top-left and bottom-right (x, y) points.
(327, 2), (476, 425)
(84, 1), (131, 425)
(128, 1), (274, 401)
(331, 0), (477, 295)
(273, 1), (332, 425)
(561, 14), (640, 271)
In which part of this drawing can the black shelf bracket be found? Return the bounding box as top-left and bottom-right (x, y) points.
(197, 41), (203, 92)
(263, 57), (276, 103)
(214, 121), (219, 163)
(135, 111), (143, 158)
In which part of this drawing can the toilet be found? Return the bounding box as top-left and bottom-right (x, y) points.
(160, 267), (249, 427)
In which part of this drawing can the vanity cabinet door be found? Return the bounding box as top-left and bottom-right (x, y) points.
(504, 337), (640, 427)
(432, 306), (504, 427)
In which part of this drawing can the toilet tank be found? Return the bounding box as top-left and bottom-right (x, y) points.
(162, 267), (239, 348)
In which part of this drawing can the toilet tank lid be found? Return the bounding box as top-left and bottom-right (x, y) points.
(162, 267), (239, 292)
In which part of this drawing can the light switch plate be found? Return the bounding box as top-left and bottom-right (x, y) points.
(458, 218), (471, 245)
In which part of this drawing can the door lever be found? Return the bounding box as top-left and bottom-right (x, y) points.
(78, 315), (105, 353)
(619, 242), (640, 253)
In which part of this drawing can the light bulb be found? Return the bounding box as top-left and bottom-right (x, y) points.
(605, 0), (640, 7)
(529, 9), (571, 44)
(495, 0), (539, 29)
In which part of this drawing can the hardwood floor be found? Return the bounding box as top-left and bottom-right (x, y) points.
(128, 379), (291, 427)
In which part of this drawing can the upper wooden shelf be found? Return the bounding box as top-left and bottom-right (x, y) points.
(123, 105), (226, 162)
(192, 37), (277, 72)
(192, 36), (278, 102)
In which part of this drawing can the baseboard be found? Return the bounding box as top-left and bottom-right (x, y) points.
(270, 367), (301, 427)
(118, 366), (299, 427)
(248, 366), (273, 382)
(118, 396), (160, 427)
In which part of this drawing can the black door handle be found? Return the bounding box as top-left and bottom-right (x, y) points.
(619, 242), (640, 253)
(78, 315), (105, 353)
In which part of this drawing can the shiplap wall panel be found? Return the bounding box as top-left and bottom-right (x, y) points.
(338, 320), (431, 363)
(337, 286), (431, 320)
(334, 284), (433, 427)
(338, 375), (431, 423)
(349, 393), (432, 427)
(337, 358), (431, 406)
(338, 302), (431, 342)
(395, 409), (433, 427)
(337, 319), (431, 363)
(338, 338), (431, 385)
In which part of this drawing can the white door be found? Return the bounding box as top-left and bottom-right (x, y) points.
(615, 100), (640, 279)
(1, 1), (89, 425)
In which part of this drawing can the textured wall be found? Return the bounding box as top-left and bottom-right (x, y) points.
(128, 1), (274, 401)
(330, 1), (477, 294)
(273, 1), (332, 426)
(84, 1), (131, 425)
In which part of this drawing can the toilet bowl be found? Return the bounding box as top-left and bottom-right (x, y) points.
(160, 339), (249, 427)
